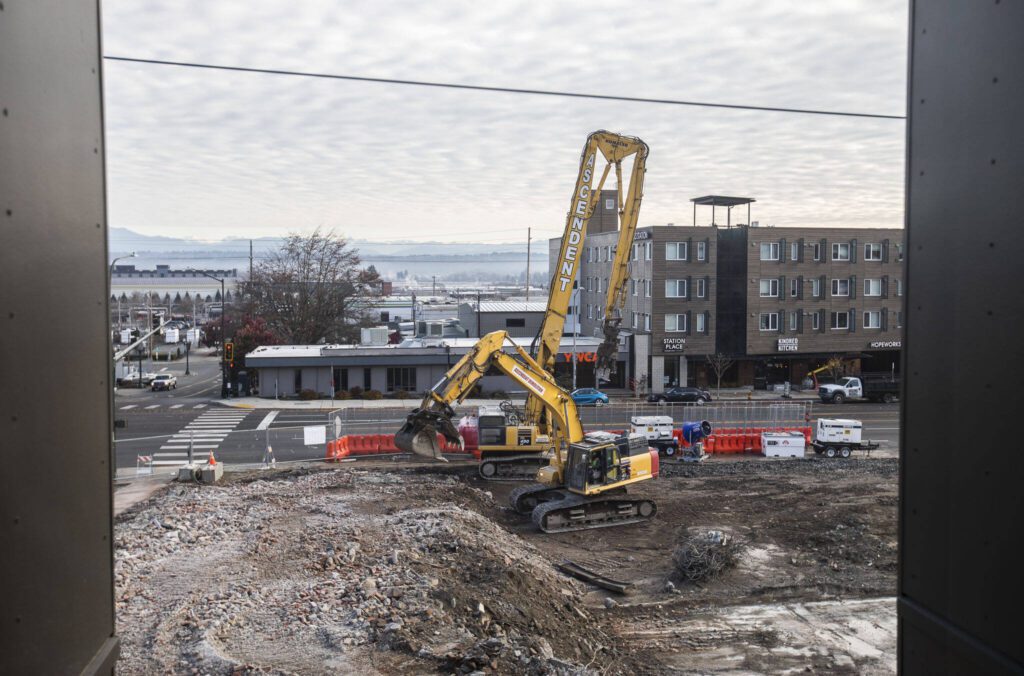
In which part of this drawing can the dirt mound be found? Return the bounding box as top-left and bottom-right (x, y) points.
(115, 468), (618, 674)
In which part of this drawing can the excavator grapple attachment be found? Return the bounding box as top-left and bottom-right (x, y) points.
(395, 406), (461, 461)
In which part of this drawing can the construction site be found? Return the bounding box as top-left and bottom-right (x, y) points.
(115, 451), (897, 674)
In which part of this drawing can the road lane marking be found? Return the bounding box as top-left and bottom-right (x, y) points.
(120, 405), (137, 410)
(170, 404), (184, 409)
(144, 404), (161, 409)
(193, 404), (207, 408)
(160, 367), (168, 372)
(256, 411), (280, 430)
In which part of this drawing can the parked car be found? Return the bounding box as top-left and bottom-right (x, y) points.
(150, 373), (177, 391)
(571, 388), (609, 406)
(647, 386), (712, 404)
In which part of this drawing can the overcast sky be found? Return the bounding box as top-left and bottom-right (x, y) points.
(102, 1), (908, 243)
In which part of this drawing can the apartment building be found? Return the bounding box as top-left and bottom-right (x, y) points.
(550, 196), (904, 392)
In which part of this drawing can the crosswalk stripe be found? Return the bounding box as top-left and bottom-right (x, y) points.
(145, 405), (161, 409)
(193, 404), (207, 408)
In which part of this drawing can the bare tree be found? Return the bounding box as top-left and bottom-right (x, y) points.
(241, 229), (381, 344)
(705, 353), (736, 396)
(825, 355), (846, 381)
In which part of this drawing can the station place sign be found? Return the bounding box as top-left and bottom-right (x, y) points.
(662, 337), (686, 352)
(777, 338), (799, 352)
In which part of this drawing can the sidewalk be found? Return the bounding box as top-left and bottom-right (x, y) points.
(216, 388), (817, 410)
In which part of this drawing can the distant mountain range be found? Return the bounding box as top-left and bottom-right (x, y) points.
(108, 227), (547, 260)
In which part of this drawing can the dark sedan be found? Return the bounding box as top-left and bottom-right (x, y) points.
(647, 386), (712, 404)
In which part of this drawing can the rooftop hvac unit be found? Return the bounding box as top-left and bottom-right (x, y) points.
(360, 326), (390, 346)
(751, 220), (760, 228)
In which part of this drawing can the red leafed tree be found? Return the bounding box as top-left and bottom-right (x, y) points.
(229, 316), (281, 376)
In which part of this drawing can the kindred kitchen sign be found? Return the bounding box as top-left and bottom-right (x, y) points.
(777, 338), (799, 352)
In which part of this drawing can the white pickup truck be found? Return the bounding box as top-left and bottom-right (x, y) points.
(819, 373), (900, 404)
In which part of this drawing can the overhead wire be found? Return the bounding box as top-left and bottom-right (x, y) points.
(104, 55), (905, 121)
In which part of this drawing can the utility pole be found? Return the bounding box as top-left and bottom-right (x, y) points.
(572, 288), (578, 390)
(476, 291), (482, 337)
(249, 239), (254, 285)
(432, 275), (436, 296)
(525, 227), (531, 304)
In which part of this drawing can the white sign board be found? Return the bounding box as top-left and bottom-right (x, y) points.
(303, 425), (327, 446)
(120, 329), (132, 344)
(777, 338), (799, 352)
(164, 328), (179, 343)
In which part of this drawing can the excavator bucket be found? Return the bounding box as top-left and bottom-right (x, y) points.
(394, 407), (462, 461)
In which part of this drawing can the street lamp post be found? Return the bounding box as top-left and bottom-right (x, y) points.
(193, 269), (227, 398)
(109, 252), (136, 386)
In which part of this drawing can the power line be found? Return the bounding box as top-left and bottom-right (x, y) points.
(104, 55), (905, 121)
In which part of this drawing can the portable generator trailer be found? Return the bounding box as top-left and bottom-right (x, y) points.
(811, 418), (880, 458)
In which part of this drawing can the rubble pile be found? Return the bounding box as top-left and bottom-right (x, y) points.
(115, 469), (615, 674)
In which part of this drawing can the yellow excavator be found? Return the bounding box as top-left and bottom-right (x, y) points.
(395, 331), (659, 532)
(409, 131), (649, 481)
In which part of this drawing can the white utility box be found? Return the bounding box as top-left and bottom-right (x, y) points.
(762, 431), (806, 457)
(815, 418), (863, 444)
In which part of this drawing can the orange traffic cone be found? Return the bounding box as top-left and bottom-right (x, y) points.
(207, 451), (217, 466)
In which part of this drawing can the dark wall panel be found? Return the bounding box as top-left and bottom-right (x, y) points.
(0, 0), (118, 672)
(902, 1), (1023, 673)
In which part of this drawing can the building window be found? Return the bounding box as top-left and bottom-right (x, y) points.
(605, 198), (615, 210)
(697, 278), (706, 298)
(832, 242), (850, 261)
(697, 241), (706, 261)
(696, 313), (706, 333)
(790, 278), (799, 297)
(759, 242), (779, 261)
(630, 279), (637, 296)
(644, 314), (651, 331)
(812, 312), (821, 330)
(831, 311), (850, 330)
(666, 314), (687, 332)
(896, 279), (903, 296)
(363, 367), (372, 390)
(791, 242), (800, 261)
(864, 243), (882, 261)
(333, 367), (348, 392)
(759, 279), (779, 297)
(896, 311), (904, 328)
(645, 279), (651, 297)
(759, 312), (779, 331)
(587, 304), (592, 319)
(863, 310), (881, 329)
(631, 243), (638, 261)
(587, 247), (593, 263)
(864, 278), (882, 296)
(811, 278), (822, 297)
(666, 242), (688, 260)
(505, 317), (526, 328)
(606, 245), (613, 261)
(665, 279), (687, 297)
(386, 367), (417, 392)
(813, 242), (822, 261)
(294, 369), (302, 392)
(789, 311), (798, 331)
(631, 312), (637, 329)
(831, 278), (850, 296)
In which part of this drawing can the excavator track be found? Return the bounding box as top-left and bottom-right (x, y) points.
(531, 494), (657, 534)
(508, 483), (567, 514)
(478, 454), (547, 481)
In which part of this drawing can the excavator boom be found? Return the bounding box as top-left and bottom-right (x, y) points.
(395, 331), (584, 462)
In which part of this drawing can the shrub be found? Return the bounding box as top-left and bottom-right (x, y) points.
(334, 390), (352, 400)
(362, 389), (383, 400)
(349, 386), (364, 398)
(298, 388), (318, 400)
(393, 389), (410, 400)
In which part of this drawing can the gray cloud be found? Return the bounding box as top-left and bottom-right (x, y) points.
(102, 0), (907, 241)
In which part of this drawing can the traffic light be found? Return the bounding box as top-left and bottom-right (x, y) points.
(224, 342), (234, 367)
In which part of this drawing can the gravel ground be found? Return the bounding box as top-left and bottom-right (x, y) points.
(115, 469), (624, 674)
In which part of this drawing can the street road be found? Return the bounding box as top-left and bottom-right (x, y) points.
(115, 386), (901, 471)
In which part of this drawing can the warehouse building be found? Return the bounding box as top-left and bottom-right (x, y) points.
(244, 335), (622, 398)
